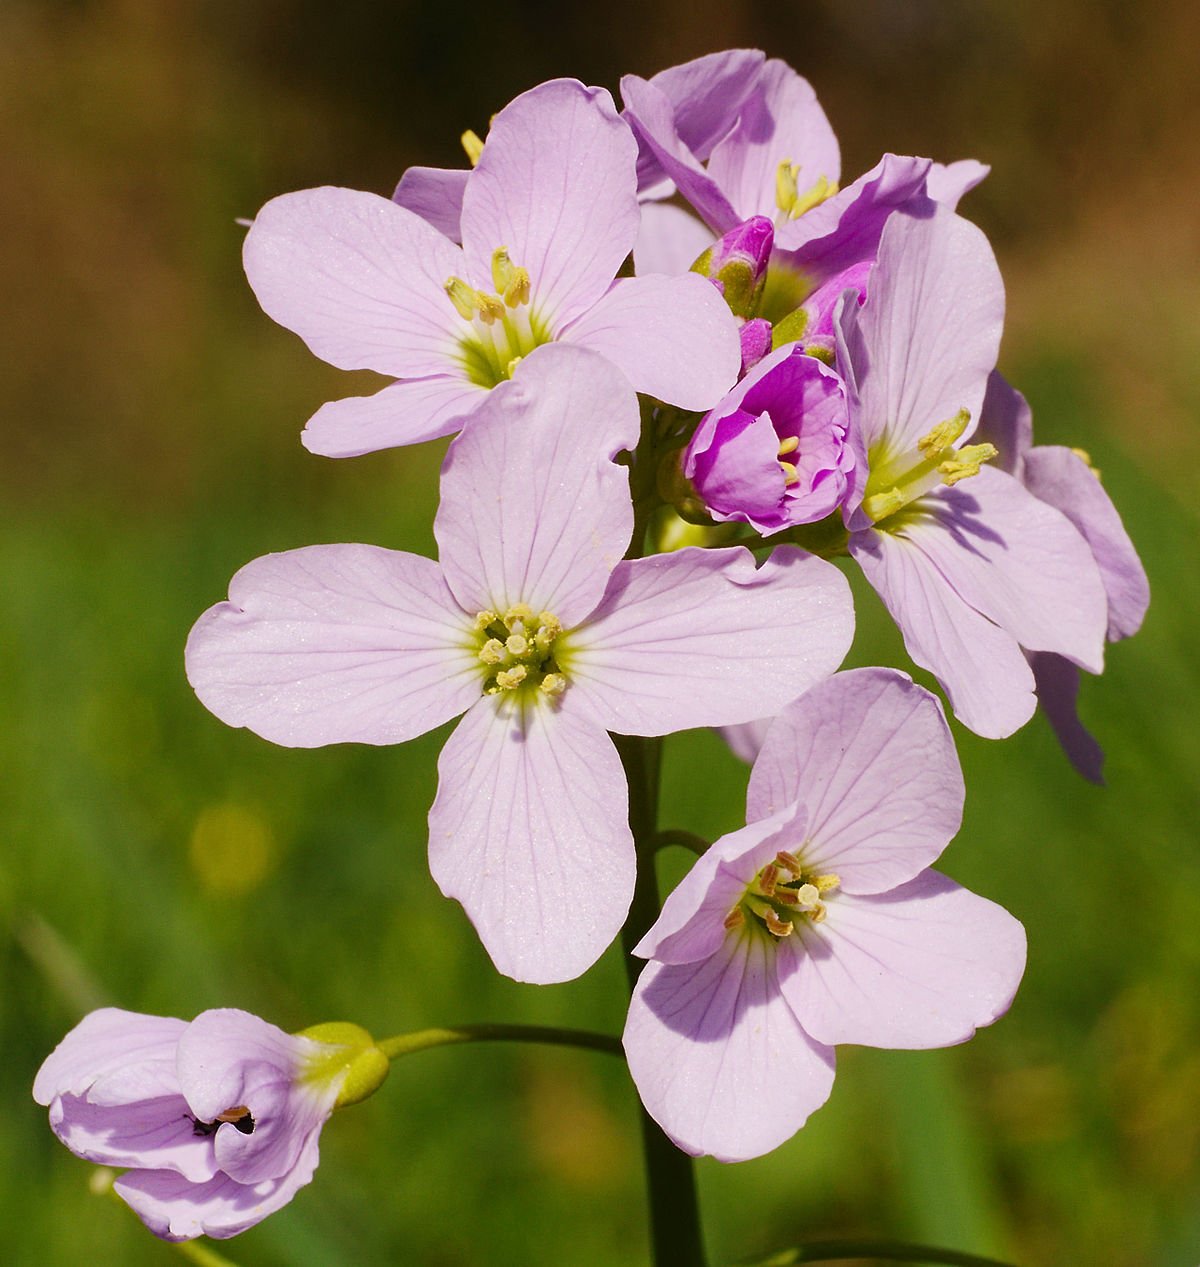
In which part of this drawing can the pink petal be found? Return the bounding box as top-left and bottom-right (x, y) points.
(925, 159), (990, 208)
(301, 376), (485, 458)
(717, 716), (772, 765)
(633, 202), (715, 277)
(976, 370), (1032, 478)
(706, 59), (841, 223)
(623, 938), (836, 1162)
(747, 668), (964, 893)
(566, 546), (853, 735)
(434, 344), (638, 625)
(391, 166), (468, 242)
(850, 525), (1037, 739)
(34, 1009), (186, 1106)
(1029, 651), (1105, 785)
(243, 187), (465, 377)
(560, 274), (740, 411)
(186, 545), (479, 747)
(645, 49), (765, 162)
(428, 698), (635, 984)
(460, 80), (639, 331)
(777, 870), (1026, 1049)
(177, 1010), (306, 1123)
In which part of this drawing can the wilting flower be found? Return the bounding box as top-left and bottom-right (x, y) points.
(975, 373), (1149, 779)
(623, 669), (1026, 1162)
(838, 207), (1109, 739)
(243, 78), (739, 458)
(33, 1009), (386, 1240)
(186, 347), (854, 984)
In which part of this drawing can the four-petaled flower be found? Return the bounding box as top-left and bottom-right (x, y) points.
(623, 669), (1027, 1161)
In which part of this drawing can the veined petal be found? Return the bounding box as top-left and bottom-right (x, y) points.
(1030, 651), (1106, 785)
(1022, 447), (1149, 642)
(186, 545), (478, 748)
(620, 73), (741, 234)
(34, 1009), (186, 1106)
(460, 80), (639, 330)
(850, 525), (1037, 739)
(901, 470), (1108, 671)
(706, 59), (840, 223)
(434, 344), (638, 624)
(301, 375), (485, 458)
(623, 937), (836, 1162)
(843, 205), (1003, 455)
(645, 49), (765, 162)
(243, 187), (465, 377)
(747, 668), (964, 893)
(633, 202), (714, 277)
(560, 274), (740, 411)
(776, 871), (1026, 1049)
(567, 546), (853, 736)
(975, 370), (1032, 478)
(177, 1011), (307, 1123)
(392, 166), (469, 243)
(428, 698), (634, 984)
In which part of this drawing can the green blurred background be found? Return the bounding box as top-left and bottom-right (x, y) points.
(3, 1), (1198, 1263)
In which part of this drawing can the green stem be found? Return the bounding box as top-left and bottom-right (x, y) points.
(650, 828), (711, 856)
(616, 733), (708, 1267)
(376, 1024), (621, 1061)
(172, 1240), (242, 1267)
(737, 1241), (1018, 1267)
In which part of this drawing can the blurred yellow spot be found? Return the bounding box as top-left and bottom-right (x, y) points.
(189, 804), (277, 897)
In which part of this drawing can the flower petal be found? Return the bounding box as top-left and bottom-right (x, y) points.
(243, 187), (465, 377)
(560, 273), (740, 411)
(633, 202), (715, 277)
(566, 545), (853, 735)
(460, 80), (638, 330)
(301, 376), (485, 458)
(1029, 651), (1106, 785)
(849, 525), (1037, 739)
(391, 165), (468, 242)
(434, 344), (638, 624)
(777, 870), (1026, 1049)
(706, 58), (840, 223)
(924, 159), (990, 208)
(623, 938), (836, 1162)
(643, 49), (765, 164)
(975, 370), (1032, 478)
(747, 668), (963, 893)
(428, 698), (634, 984)
(186, 545), (478, 747)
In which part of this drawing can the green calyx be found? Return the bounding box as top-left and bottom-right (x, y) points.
(296, 1021), (390, 1109)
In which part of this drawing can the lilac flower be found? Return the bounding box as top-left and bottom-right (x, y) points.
(975, 372), (1149, 780)
(33, 1008), (383, 1240)
(623, 668), (1026, 1162)
(186, 347), (854, 984)
(838, 207), (1109, 739)
(683, 343), (858, 533)
(244, 79), (740, 459)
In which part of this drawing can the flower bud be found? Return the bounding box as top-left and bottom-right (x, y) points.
(691, 216), (774, 320)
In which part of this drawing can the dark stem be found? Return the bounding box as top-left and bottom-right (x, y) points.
(376, 1024), (622, 1061)
(736, 1242), (1019, 1267)
(616, 733), (708, 1267)
(650, 828), (711, 856)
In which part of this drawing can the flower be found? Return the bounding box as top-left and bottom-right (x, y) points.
(682, 342), (858, 533)
(975, 372), (1149, 780)
(838, 206), (1109, 739)
(33, 1008), (385, 1241)
(186, 346), (855, 984)
(243, 78), (739, 459)
(623, 668), (1026, 1162)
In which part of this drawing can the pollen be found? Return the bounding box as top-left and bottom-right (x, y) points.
(730, 850), (838, 939)
(473, 605), (569, 701)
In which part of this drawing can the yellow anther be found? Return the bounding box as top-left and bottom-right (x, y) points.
(724, 906), (746, 931)
(540, 673), (566, 696)
(504, 267), (530, 307)
(445, 277), (481, 320)
(478, 638), (506, 665)
(788, 174), (838, 219)
(495, 665), (528, 690)
(938, 442), (998, 486)
(758, 863), (779, 897)
(1072, 447), (1103, 480)
(764, 908), (795, 938)
(491, 247), (515, 294)
(460, 129), (485, 166)
(777, 435), (800, 457)
(504, 603), (533, 625)
(918, 408), (971, 455)
(775, 160), (800, 217)
(813, 873), (841, 895)
(780, 461), (800, 487)
(505, 633), (529, 656)
(474, 609), (498, 630)
(863, 486), (906, 522)
(809, 904), (829, 924)
(476, 292), (506, 324)
(538, 611), (562, 636)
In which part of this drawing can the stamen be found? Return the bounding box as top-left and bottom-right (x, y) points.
(445, 277), (481, 320)
(478, 639), (505, 665)
(789, 174), (838, 219)
(775, 159), (800, 217)
(504, 268), (530, 307)
(777, 435), (800, 457)
(476, 292), (506, 325)
(780, 461), (800, 487)
(491, 246), (515, 294)
(495, 665), (528, 690)
(763, 908), (795, 938)
(474, 610), (498, 631)
(918, 408), (971, 454)
(460, 129), (484, 166)
(1072, 447), (1103, 480)
(862, 486), (906, 522)
(794, 883), (821, 909)
(813, 873), (841, 895)
(540, 673), (566, 696)
(775, 850), (802, 876)
(724, 906), (745, 931)
(938, 443), (998, 485)
(505, 633), (529, 656)
(758, 862), (779, 897)
(505, 603), (534, 625)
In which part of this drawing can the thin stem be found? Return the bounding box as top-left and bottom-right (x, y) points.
(737, 1242), (1018, 1267)
(377, 1024), (621, 1061)
(172, 1240), (242, 1267)
(650, 828), (711, 856)
(616, 734), (708, 1267)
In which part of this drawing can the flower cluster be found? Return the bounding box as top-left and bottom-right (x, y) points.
(36, 48), (1146, 1240)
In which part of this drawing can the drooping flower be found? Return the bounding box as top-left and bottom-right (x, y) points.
(244, 78), (740, 459)
(186, 347), (855, 984)
(974, 372), (1149, 779)
(623, 668), (1026, 1162)
(33, 1008), (386, 1241)
(837, 206), (1109, 739)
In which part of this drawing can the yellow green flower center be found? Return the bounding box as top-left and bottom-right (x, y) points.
(725, 849), (841, 939)
(473, 604), (568, 700)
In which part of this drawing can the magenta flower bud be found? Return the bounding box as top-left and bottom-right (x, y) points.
(738, 318), (773, 374)
(683, 344), (859, 534)
(33, 1008), (378, 1241)
(691, 215), (774, 318)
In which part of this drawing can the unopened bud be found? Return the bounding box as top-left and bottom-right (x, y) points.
(691, 216), (774, 319)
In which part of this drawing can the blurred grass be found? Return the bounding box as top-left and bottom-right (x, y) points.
(3, 1), (1199, 1264)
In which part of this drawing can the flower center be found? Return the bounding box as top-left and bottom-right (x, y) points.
(862, 408), (998, 524)
(724, 850), (840, 939)
(192, 1104), (255, 1138)
(473, 604), (568, 700)
(446, 247), (552, 388)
